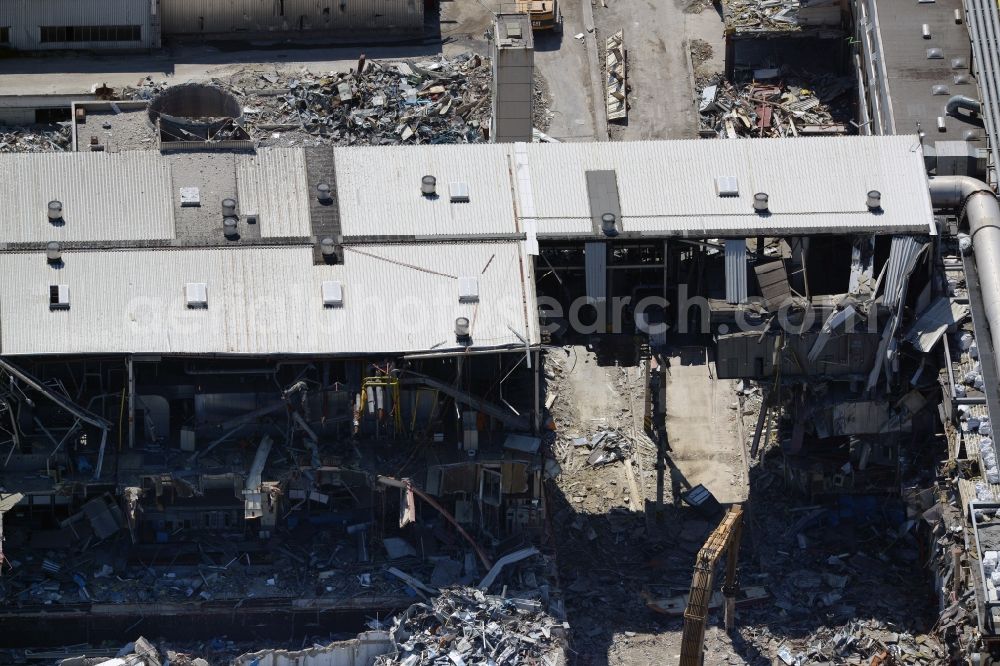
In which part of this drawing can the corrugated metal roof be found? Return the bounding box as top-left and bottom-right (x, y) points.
(0, 151), (174, 243)
(236, 148), (311, 238)
(332, 136), (935, 240)
(0, 242), (536, 356)
(334, 144), (519, 238)
(522, 136), (936, 236)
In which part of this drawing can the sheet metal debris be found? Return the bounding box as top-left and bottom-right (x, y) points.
(120, 54), (494, 148)
(698, 75), (852, 138)
(377, 586), (565, 665)
(723, 0), (842, 34)
(0, 123), (71, 153)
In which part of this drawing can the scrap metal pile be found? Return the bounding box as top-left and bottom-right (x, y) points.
(699, 76), (852, 138)
(0, 123), (71, 152)
(723, 0), (842, 33)
(378, 587), (566, 666)
(122, 54), (492, 147)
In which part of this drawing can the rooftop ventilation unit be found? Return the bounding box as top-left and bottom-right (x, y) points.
(867, 190), (882, 211)
(753, 192), (769, 213)
(180, 187), (201, 207)
(927, 48), (943, 60)
(715, 176), (739, 197)
(317, 182), (332, 203)
(458, 277), (480, 303)
(422, 175), (437, 197)
(49, 284), (69, 310)
(223, 217), (238, 239)
(185, 282), (208, 309)
(321, 281), (344, 308)
(46, 242), (62, 265)
(601, 213), (618, 236)
(47, 200), (63, 222)
(320, 237), (340, 264)
(455, 317), (471, 343)
(449, 181), (470, 203)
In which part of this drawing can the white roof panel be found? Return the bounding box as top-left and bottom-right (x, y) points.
(332, 136), (934, 239)
(522, 136), (935, 236)
(236, 147), (311, 238)
(334, 144), (518, 238)
(0, 151), (175, 243)
(0, 242), (537, 356)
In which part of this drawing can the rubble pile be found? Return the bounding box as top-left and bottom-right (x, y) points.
(698, 75), (853, 138)
(122, 54), (494, 147)
(723, 0), (842, 33)
(379, 587), (566, 666)
(0, 123), (71, 152)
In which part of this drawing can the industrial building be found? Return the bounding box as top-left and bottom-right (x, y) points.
(0, 0), (424, 52)
(0, 116), (956, 643)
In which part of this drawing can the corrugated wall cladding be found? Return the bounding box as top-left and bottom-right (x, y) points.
(160, 0), (422, 35)
(0, 0), (158, 50)
(0, 151), (175, 243)
(0, 242), (537, 355)
(236, 148), (311, 238)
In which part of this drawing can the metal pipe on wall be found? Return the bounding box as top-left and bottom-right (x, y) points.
(929, 176), (1000, 377)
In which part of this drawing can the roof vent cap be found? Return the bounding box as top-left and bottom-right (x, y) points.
(223, 216), (238, 239)
(317, 182), (332, 203)
(221, 198), (237, 217)
(46, 241), (62, 264)
(866, 190), (882, 211)
(48, 200), (63, 222)
(421, 175), (436, 197)
(455, 316), (471, 342)
(753, 192), (769, 213)
(601, 213), (618, 236)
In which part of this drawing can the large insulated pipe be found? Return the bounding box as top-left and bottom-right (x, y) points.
(929, 176), (1000, 374)
(945, 94), (982, 116)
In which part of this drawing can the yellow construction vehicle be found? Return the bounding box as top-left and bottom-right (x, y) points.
(678, 504), (744, 666)
(509, 0), (563, 32)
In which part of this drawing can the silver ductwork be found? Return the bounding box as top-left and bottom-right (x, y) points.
(929, 176), (1000, 373)
(945, 94), (982, 116)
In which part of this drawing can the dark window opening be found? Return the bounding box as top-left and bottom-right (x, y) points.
(0, 27), (10, 45)
(39, 25), (141, 43)
(35, 107), (71, 124)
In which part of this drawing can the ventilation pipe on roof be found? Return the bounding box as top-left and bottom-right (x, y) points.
(601, 213), (618, 236)
(46, 242), (61, 264)
(47, 201), (63, 222)
(867, 190), (882, 211)
(317, 182), (332, 203)
(221, 198), (237, 217)
(929, 176), (1000, 376)
(946, 95), (982, 117)
(753, 192), (769, 213)
(421, 175), (437, 197)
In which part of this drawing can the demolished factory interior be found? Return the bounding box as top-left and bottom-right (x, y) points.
(0, 104), (991, 643)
